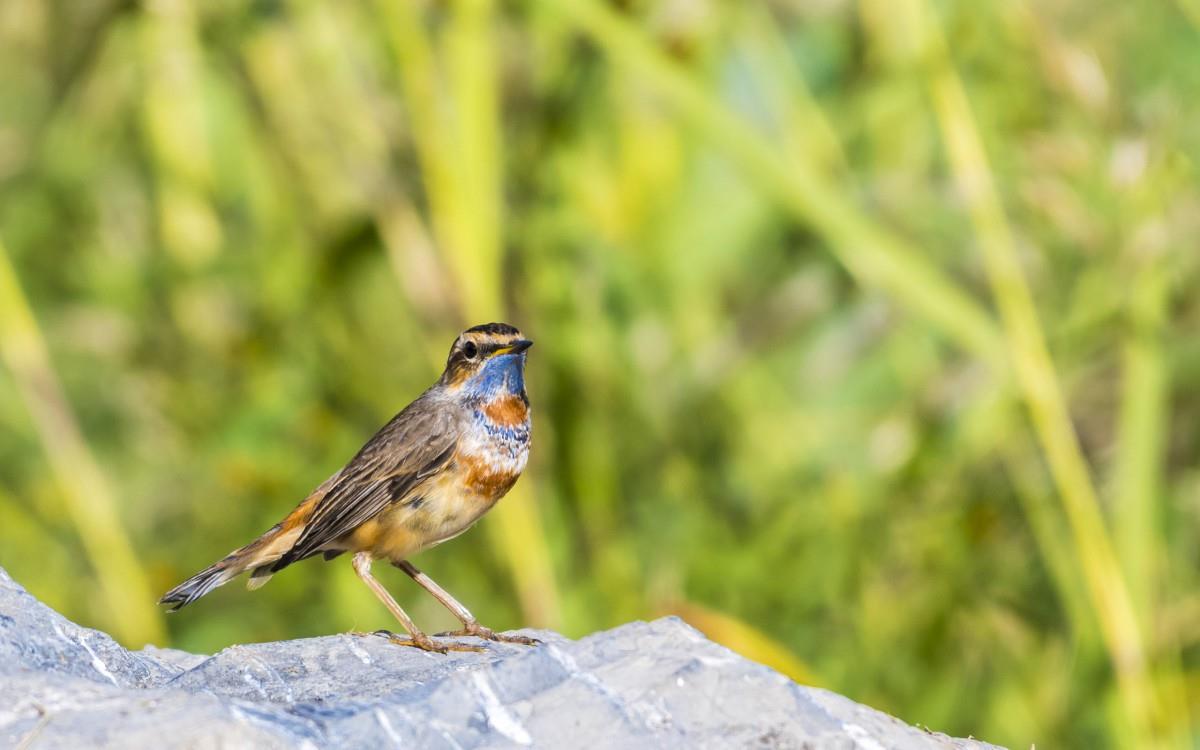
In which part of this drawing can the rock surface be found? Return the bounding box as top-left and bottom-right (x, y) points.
(0, 567), (1001, 749)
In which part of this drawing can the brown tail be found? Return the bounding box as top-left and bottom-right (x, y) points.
(158, 524), (289, 611)
(159, 479), (335, 611)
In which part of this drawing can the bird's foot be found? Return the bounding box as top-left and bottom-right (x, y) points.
(435, 621), (540, 646)
(365, 629), (484, 653)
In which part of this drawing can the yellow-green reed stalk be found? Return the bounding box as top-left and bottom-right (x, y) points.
(377, 0), (561, 628)
(1112, 177), (1190, 742)
(138, 0), (222, 268)
(1110, 147), (1179, 625)
(1115, 255), (1169, 621)
(0, 236), (164, 646)
(544, 0), (1005, 366)
(377, 0), (501, 314)
(914, 5), (1179, 744)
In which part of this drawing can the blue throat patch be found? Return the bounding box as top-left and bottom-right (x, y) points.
(464, 353), (527, 400)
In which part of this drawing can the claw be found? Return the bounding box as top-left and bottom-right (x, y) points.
(435, 622), (540, 646)
(404, 636), (484, 653)
(363, 628), (484, 653)
(486, 632), (540, 646)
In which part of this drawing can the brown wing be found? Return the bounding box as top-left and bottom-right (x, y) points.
(271, 394), (457, 570)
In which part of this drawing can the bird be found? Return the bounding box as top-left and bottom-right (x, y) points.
(160, 322), (537, 653)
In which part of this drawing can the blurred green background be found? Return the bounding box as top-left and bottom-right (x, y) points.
(1, 0), (1198, 746)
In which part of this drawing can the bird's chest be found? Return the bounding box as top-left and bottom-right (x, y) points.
(457, 396), (530, 498)
(370, 396), (529, 559)
(408, 398), (528, 544)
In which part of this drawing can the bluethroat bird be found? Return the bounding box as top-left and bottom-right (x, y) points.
(160, 323), (536, 652)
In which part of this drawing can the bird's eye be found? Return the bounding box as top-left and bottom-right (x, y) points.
(463, 341), (478, 359)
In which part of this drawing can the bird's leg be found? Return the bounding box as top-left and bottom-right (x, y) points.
(352, 552), (481, 653)
(393, 560), (539, 646)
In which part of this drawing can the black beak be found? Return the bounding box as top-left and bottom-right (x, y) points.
(507, 339), (533, 354)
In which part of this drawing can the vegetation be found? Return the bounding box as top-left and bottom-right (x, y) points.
(1, 0), (1197, 746)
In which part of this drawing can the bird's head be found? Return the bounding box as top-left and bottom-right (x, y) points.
(440, 322), (533, 399)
